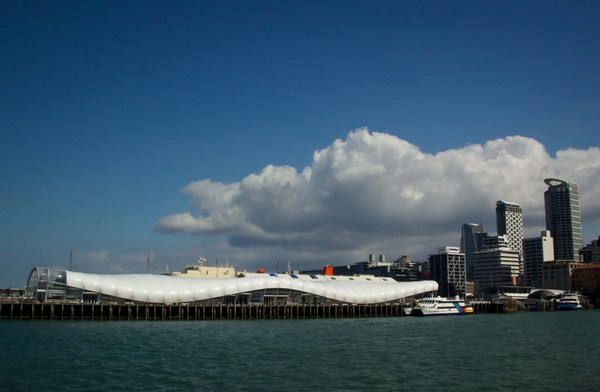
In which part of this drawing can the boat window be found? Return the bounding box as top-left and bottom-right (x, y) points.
(269, 273), (277, 277)
(310, 275), (318, 279)
(290, 274), (299, 279)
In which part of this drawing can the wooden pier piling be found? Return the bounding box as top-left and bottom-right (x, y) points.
(0, 302), (408, 321)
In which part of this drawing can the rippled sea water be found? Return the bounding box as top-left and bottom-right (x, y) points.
(1, 311), (599, 391)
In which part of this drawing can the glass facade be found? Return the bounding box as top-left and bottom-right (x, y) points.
(460, 223), (486, 281)
(544, 178), (583, 260)
(27, 267), (68, 302)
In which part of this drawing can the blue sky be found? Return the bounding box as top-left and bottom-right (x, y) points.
(1, 1), (599, 287)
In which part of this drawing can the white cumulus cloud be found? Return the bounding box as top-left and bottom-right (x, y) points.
(155, 129), (600, 266)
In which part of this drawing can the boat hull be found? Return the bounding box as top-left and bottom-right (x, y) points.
(410, 308), (473, 316)
(555, 292), (583, 311)
(410, 297), (473, 316)
(556, 304), (580, 311)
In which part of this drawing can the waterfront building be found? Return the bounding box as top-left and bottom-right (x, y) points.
(571, 264), (600, 305)
(428, 246), (466, 297)
(357, 255), (429, 281)
(26, 267), (438, 305)
(392, 255), (430, 281)
(473, 236), (521, 294)
(302, 255), (429, 282)
(579, 236), (600, 263)
(542, 260), (583, 291)
(460, 223), (487, 281)
(496, 200), (524, 254)
(523, 231), (554, 288)
(544, 178), (583, 260)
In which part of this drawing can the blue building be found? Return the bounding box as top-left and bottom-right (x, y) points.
(460, 223), (487, 280)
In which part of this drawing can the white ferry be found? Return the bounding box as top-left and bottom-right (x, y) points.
(410, 296), (474, 316)
(555, 292), (583, 311)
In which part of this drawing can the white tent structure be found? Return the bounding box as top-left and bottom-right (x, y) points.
(27, 267), (439, 305)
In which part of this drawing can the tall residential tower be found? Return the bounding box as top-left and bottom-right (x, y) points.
(496, 200), (523, 255)
(544, 178), (582, 260)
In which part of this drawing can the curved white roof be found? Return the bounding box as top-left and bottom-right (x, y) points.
(66, 271), (439, 304)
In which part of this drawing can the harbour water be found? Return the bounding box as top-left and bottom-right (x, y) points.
(1, 311), (599, 391)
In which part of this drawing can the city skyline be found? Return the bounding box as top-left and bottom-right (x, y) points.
(2, 2), (600, 287)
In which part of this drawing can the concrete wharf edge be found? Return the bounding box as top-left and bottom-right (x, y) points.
(0, 302), (519, 320)
(0, 303), (410, 321)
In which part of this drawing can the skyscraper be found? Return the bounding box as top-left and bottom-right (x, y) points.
(544, 178), (583, 260)
(496, 200), (523, 254)
(460, 223), (486, 280)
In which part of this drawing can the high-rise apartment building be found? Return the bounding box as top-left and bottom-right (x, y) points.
(460, 223), (487, 281)
(544, 178), (582, 260)
(523, 230), (554, 288)
(496, 200), (523, 255)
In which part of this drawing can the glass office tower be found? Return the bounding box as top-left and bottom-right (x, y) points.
(544, 178), (582, 260)
(460, 223), (487, 280)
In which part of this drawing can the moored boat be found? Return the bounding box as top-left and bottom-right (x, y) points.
(410, 295), (473, 316)
(555, 292), (583, 310)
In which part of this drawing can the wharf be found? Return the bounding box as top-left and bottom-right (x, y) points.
(472, 301), (520, 313)
(0, 302), (407, 321)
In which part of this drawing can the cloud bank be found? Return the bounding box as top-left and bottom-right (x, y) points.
(155, 129), (600, 265)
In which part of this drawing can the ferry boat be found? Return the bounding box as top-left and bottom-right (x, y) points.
(410, 296), (473, 316)
(555, 292), (583, 311)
